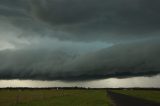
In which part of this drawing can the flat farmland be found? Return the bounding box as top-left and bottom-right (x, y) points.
(1, 89), (160, 106)
(0, 89), (111, 106)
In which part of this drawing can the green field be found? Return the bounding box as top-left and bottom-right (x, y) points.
(0, 89), (111, 106)
(112, 90), (160, 103)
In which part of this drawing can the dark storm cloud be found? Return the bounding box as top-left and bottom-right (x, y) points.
(0, 0), (29, 17)
(0, 0), (160, 80)
(0, 0), (160, 41)
(29, 0), (160, 41)
(0, 39), (159, 80)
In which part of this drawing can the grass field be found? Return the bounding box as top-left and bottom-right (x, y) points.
(112, 89), (160, 103)
(0, 89), (111, 106)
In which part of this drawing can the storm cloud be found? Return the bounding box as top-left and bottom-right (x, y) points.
(0, 38), (159, 80)
(0, 0), (160, 41)
(0, 0), (159, 80)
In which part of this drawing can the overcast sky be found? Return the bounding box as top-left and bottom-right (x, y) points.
(0, 0), (160, 81)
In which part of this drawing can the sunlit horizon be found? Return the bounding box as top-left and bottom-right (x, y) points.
(0, 75), (160, 88)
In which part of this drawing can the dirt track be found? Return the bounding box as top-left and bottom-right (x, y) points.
(107, 91), (160, 106)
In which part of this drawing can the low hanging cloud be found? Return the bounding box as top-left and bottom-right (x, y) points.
(0, 39), (159, 80)
(0, 0), (160, 80)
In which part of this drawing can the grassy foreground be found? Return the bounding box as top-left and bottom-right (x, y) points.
(0, 89), (111, 106)
(112, 90), (160, 103)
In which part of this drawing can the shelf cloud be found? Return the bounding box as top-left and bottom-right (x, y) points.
(0, 0), (159, 80)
